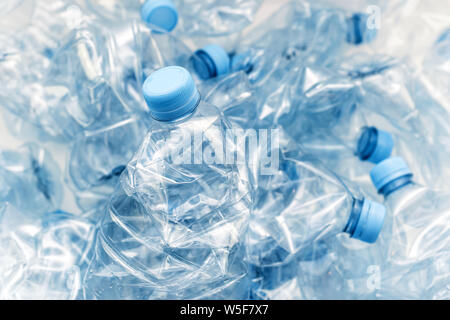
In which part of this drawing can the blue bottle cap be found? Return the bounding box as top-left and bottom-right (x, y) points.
(346, 13), (378, 45)
(141, 0), (178, 33)
(370, 157), (413, 193)
(192, 44), (230, 80)
(230, 52), (254, 74)
(142, 66), (200, 122)
(357, 127), (394, 164)
(351, 199), (386, 243)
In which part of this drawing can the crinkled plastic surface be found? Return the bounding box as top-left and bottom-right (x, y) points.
(0, 143), (62, 214)
(0, 203), (96, 299)
(83, 100), (252, 299)
(0, 0), (449, 301)
(83, 0), (262, 37)
(247, 139), (379, 299)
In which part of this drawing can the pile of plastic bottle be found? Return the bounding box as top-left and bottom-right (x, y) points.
(0, 0), (448, 300)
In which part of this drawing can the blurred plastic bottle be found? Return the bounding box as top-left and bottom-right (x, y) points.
(84, 0), (262, 37)
(83, 66), (252, 299)
(106, 19), (193, 110)
(423, 29), (450, 114)
(0, 1), (106, 141)
(0, 204), (95, 299)
(369, 157), (450, 299)
(190, 2), (377, 83)
(270, 56), (450, 193)
(0, 143), (62, 215)
(247, 140), (386, 299)
(68, 115), (150, 211)
(341, 54), (450, 191)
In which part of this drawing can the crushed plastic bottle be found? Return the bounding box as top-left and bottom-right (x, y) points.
(190, 1), (377, 84)
(83, 0), (262, 37)
(68, 115), (150, 211)
(369, 157), (450, 299)
(0, 1), (104, 141)
(247, 139), (385, 299)
(0, 203), (96, 299)
(83, 66), (252, 299)
(265, 55), (450, 194)
(423, 29), (450, 114)
(0, 143), (62, 214)
(201, 71), (258, 129)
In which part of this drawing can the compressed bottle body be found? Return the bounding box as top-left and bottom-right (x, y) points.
(191, 1), (377, 88)
(0, 143), (62, 214)
(247, 141), (385, 299)
(84, 67), (253, 299)
(0, 204), (96, 299)
(68, 115), (150, 211)
(369, 158), (450, 299)
(84, 0), (262, 36)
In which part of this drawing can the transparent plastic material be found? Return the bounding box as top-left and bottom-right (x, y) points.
(202, 72), (258, 129)
(0, 143), (62, 214)
(0, 2), (103, 141)
(247, 140), (382, 299)
(0, 203), (95, 299)
(83, 100), (252, 299)
(68, 116), (150, 211)
(195, 1), (376, 86)
(266, 55), (450, 193)
(377, 180), (450, 299)
(84, 0), (262, 37)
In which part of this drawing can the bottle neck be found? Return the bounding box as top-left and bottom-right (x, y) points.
(343, 198), (363, 237)
(356, 126), (378, 161)
(192, 51), (221, 79)
(379, 174), (413, 198)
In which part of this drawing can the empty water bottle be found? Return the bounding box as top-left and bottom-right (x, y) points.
(0, 1), (99, 141)
(190, 1), (377, 83)
(369, 157), (450, 299)
(83, 66), (252, 299)
(423, 29), (450, 114)
(201, 71), (258, 129)
(68, 115), (150, 211)
(0, 143), (62, 214)
(247, 140), (386, 299)
(83, 0), (261, 36)
(0, 204), (95, 299)
(272, 56), (450, 193)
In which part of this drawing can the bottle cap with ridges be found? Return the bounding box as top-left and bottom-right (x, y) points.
(370, 157), (413, 192)
(357, 127), (394, 164)
(351, 198), (386, 243)
(142, 66), (200, 122)
(141, 0), (178, 33)
(193, 44), (230, 79)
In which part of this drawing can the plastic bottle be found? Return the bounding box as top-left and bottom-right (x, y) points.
(369, 157), (450, 299)
(0, 204), (95, 299)
(0, 143), (62, 214)
(84, 0), (262, 36)
(68, 115), (150, 211)
(190, 2), (377, 83)
(83, 66), (252, 299)
(0, 1), (104, 141)
(247, 140), (386, 299)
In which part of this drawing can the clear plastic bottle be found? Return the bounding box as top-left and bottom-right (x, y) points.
(68, 115), (150, 211)
(189, 1), (377, 84)
(83, 66), (252, 299)
(369, 157), (450, 299)
(247, 141), (386, 299)
(0, 204), (95, 299)
(0, 143), (62, 214)
(84, 0), (262, 37)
